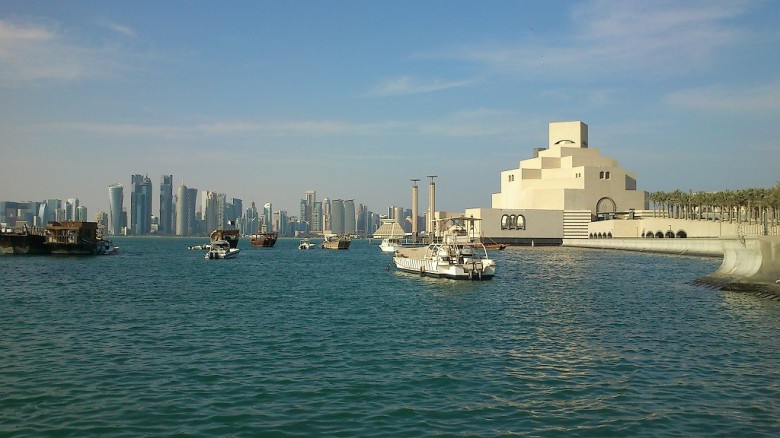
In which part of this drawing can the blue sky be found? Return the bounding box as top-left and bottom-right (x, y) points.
(1, 0), (779, 216)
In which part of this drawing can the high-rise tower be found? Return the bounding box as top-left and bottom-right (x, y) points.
(108, 183), (124, 235)
(130, 174), (152, 235)
(160, 175), (173, 235)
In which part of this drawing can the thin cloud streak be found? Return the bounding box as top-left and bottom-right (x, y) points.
(364, 75), (477, 96)
(99, 20), (137, 39)
(665, 80), (780, 112)
(428, 0), (749, 78)
(0, 18), (136, 86)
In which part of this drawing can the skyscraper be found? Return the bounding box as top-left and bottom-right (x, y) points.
(305, 190), (316, 231)
(263, 202), (273, 232)
(202, 191), (217, 233)
(108, 183), (124, 235)
(186, 188), (198, 235)
(322, 198), (331, 232)
(66, 198), (79, 221)
(160, 175), (173, 235)
(330, 199), (344, 234)
(176, 184), (188, 236)
(130, 174), (152, 235)
(343, 200), (356, 234)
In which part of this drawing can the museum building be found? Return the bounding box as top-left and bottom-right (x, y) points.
(463, 121), (649, 245)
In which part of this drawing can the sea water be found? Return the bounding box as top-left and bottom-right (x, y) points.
(1, 238), (779, 436)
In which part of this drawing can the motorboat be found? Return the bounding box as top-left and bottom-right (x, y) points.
(392, 216), (496, 280)
(205, 240), (240, 259)
(97, 239), (119, 255)
(298, 238), (315, 250)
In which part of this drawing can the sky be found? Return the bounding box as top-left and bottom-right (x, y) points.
(1, 0), (779, 217)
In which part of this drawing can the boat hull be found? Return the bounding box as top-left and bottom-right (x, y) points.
(205, 248), (240, 259)
(321, 237), (351, 250)
(0, 233), (50, 255)
(250, 233), (278, 248)
(392, 255), (496, 280)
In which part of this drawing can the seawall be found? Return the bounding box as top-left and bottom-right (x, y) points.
(561, 237), (724, 257)
(563, 237), (780, 295)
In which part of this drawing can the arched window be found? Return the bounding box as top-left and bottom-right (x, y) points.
(599, 171), (605, 179)
(665, 230), (675, 238)
(516, 215), (526, 230)
(500, 214), (509, 230)
(676, 230), (688, 238)
(605, 171), (611, 179)
(655, 231), (664, 238)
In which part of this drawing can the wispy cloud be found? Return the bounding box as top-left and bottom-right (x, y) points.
(431, 0), (750, 78)
(364, 75), (477, 97)
(99, 20), (137, 38)
(665, 80), (780, 112)
(0, 19), (134, 86)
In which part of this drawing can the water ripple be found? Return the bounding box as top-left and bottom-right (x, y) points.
(1, 240), (780, 436)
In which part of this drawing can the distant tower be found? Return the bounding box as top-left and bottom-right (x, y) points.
(176, 184), (188, 236)
(160, 175), (173, 235)
(108, 183), (124, 235)
(67, 198), (79, 221)
(411, 179), (419, 241)
(186, 188), (198, 234)
(343, 200), (356, 234)
(76, 206), (87, 222)
(322, 198), (332, 233)
(331, 199), (344, 234)
(427, 175), (437, 238)
(263, 202), (273, 232)
(130, 174), (152, 235)
(305, 190), (316, 230)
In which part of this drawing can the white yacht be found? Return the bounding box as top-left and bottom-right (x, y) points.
(392, 217), (496, 280)
(298, 238), (315, 250)
(205, 240), (240, 259)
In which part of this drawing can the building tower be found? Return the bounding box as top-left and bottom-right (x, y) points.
(411, 179), (419, 241)
(305, 190), (316, 231)
(322, 198), (331, 233)
(176, 184), (188, 236)
(263, 202), (273, 232)
(427, 175), (437, 238)
(330, 199), (344, 234)
(108, 183), (124, 235)
(160, 175), (173, 235)
(130, 174), (152, 235)
(343, 200), (356, 234)
(66, 198), (79, 221)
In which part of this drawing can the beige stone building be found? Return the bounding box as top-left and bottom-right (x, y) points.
(464, 121), (648, 244)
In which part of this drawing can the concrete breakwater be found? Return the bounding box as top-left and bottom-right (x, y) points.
(563, 236), (780, 295)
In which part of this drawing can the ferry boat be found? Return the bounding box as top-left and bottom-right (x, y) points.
(249, 232), (278, 248)
(205, 240), (240, 259)
(321, 234), (351, 250)
(392, 216), (496, 280)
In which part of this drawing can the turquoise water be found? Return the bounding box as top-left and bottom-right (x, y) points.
(2, 238), (779, 436)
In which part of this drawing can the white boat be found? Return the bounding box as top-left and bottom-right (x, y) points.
(298, 238), (315, 250)
(205, 240), (240, 259)
(374, 219), (419, 253)
(392, 216), (496, 280)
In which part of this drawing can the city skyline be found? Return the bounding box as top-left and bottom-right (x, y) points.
(2, 1), (779, 215)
